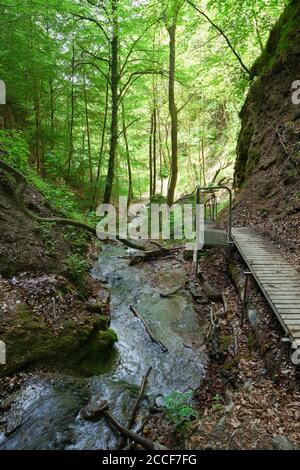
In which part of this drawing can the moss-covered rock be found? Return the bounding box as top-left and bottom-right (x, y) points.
(0, 303), (117, 377)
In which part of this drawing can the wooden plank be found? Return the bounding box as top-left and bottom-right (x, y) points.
(286, 325), (300, 329)
(282, 315), (300, 319)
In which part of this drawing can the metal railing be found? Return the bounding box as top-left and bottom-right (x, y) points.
(196, 185), (233, 241)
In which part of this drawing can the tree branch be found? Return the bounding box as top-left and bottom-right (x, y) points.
(73, 13), (110, 43)
(74, 61), (110, 85)
(120, 18), (162, 77)
(187, 0), (254, 79)
(177, 91), (196, 114)
(119, 69), (168, 104)
(117, 117), (140, 139)
(78, 43), (111, 65)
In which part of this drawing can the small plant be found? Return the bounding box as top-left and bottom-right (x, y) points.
(64, 254), (90, 285)
(212, 394), (224, 412)
(163, 390), (198, 428)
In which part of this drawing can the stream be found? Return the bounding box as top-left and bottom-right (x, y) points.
(0, 245), (207, 450)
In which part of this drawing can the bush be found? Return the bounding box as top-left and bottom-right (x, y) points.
(163, 391), (198, 428)
(64, 254), (90, 285)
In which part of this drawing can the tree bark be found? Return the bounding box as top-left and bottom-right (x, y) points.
(122, 103), (134, 205)
(149, 111), (154, 197)
(103, 0), (119, 204)
(84, 77), (93, 184)
(66, 41), (75, 184)
(166, 21), (178, 206)
(92, 77), (109, 209)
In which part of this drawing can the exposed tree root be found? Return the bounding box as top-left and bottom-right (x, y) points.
(129, 305), (168, 353)
(0, 159), (159, 252)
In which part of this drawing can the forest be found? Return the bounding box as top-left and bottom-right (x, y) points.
(1, 0), (300, 456)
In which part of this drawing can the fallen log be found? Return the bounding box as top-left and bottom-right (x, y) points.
(83, 400), (165, 450)
(129, 305), (168, 353)
(117, 367), (152, 450)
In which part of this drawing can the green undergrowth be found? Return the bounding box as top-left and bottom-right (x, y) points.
(0, 129), (97, 224)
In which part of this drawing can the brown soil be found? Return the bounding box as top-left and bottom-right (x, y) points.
(0, 174), (76, 277)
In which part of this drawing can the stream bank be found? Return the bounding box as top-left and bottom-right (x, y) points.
(160, 247), (300, 450)
(0, 243), (208, 450)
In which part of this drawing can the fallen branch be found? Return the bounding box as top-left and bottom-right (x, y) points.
(93, 400), (164, 450)
(206, 306), (220, 359)
(117, 367), (152, 450)
(129, 305), (168, 353)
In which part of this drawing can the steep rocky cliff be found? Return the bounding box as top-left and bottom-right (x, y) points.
(233, 0), (300, 264)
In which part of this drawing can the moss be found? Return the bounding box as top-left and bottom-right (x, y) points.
(252, 0), (300, 76)
(219, 335), (233, 353)
(247, 334), (257, 352)
(0, 303), (117, 377)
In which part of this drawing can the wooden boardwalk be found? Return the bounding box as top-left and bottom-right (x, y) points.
(232, 228), (300, 348)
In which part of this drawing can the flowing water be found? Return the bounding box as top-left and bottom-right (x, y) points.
(0, 245), (207, 450)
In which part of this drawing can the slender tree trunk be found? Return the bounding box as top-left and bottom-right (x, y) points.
(149, 112), (154, 197)
(122, 103), (134, 205)
(92, 77), (109, 209)
(103, 0), (119, 204)
(66, 42), (75, 183)
(84, 77), (93, 184)
(201, 136), (206, 187)
(166, 21), (178, 206)
(157, 109), (163, 195)
(49, 79), (55, 153)
(152, 107), (157, 196)
(34, 95), (41, 175)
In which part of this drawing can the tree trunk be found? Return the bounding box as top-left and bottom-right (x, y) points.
(152, 107), (157, 196)
(157, 109), (164, 194)
(149, 111), (154, 197)
(103, 0), (119, 204)
(166, 21), (178, 206)
(49, 78), (55, 153)
(122, 103), (134, 205)
(92, 77), (109, 209)
(84, 77), (93, 184)
(66, 41), (75, 184)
